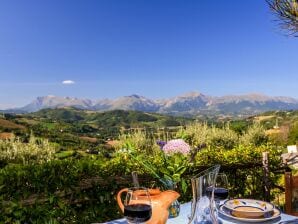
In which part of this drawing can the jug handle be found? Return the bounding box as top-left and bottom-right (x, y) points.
(117, 188), (128, 213)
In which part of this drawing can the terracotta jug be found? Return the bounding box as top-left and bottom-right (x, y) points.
(117, 188), (180, 224)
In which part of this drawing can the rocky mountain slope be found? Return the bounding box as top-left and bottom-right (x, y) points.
(6, 92), (298, 116)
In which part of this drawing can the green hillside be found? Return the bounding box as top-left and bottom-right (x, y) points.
(1, 108), (193, 150)
(29, 108), (192, 129)
(3, 108), (298, 151)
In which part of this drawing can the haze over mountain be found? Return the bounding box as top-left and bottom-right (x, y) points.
(21, 96), (93, 112)
(4, 92), (298, 117)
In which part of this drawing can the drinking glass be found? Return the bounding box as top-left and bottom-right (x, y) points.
(214, 173), (229, 201)
(124, 187), (152, 224)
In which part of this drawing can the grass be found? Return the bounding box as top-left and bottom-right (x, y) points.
(15, 117), (39, 125)
(55, 150), (76, 159)
(41, 122), (60, 130)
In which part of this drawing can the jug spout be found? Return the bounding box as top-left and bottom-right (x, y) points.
(147, 190), (180, 224)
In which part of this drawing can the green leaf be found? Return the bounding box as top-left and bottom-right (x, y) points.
(181, 179), (187, 194)
(166, 166), (175, 173)
(57, 200), (65, 209)
(49, 195), (55, 204)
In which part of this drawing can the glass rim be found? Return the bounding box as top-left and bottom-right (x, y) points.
(191, 164), (220, 180)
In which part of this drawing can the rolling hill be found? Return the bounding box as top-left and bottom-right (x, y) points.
(0, 109), (193, 149)
(0, 118), (25, 131)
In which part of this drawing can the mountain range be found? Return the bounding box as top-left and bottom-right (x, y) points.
(3, 92), (298, 117)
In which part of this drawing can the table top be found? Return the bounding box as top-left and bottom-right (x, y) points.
(104, 202), (298, 224)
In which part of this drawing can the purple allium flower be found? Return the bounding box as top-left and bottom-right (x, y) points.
(156, 140), (167, 149)
(162, 139), (190, 155)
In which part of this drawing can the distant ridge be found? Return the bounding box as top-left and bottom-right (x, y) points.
(20, 96), (93, 113)
(4, 92), (298, 117)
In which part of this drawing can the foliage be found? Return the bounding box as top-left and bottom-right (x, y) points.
(176, 122), (239, 149)
(194, 144), (282, 167)
(0, 135), (56, 166)
(115, 129), (159, 155)
(239, 123), (268, 146)
(288, 121), (298, 144)
(122, 138), (190, 192)
(176, 122), (210, 146)
(229, 120), (251, 134)
(114, 123), (283, 198)
(0, 158), (127, 224)
(267, 0), (298, 36)
(208, 125), (239, 149)
(54, 150), (77, 159)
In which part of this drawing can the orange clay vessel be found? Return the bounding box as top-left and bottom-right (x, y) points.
(117, 188), (180, 224)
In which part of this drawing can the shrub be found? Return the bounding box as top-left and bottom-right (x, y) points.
(115, 130), (159, 154)
(208, 125), (239, 149)
(176, 122), (210, 146)
(176, 122), (239, 149)
(240, 123), (268, 146)
(0, 159), (124, 224)
(0, 135), (56, 165)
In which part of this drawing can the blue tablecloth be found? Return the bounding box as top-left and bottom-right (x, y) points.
(104, 202), (298, 224)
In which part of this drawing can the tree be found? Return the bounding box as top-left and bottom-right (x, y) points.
(267, 0), (298, 36)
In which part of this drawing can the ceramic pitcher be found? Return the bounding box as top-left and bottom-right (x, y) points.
(117, 188), (180, 224)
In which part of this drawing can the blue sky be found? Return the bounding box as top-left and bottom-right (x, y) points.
(0, 0), (298, 108)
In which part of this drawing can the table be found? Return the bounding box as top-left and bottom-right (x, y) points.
(105, 202), (298, 224)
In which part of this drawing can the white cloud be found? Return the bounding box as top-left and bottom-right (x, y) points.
(62, 80), (75, 85)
